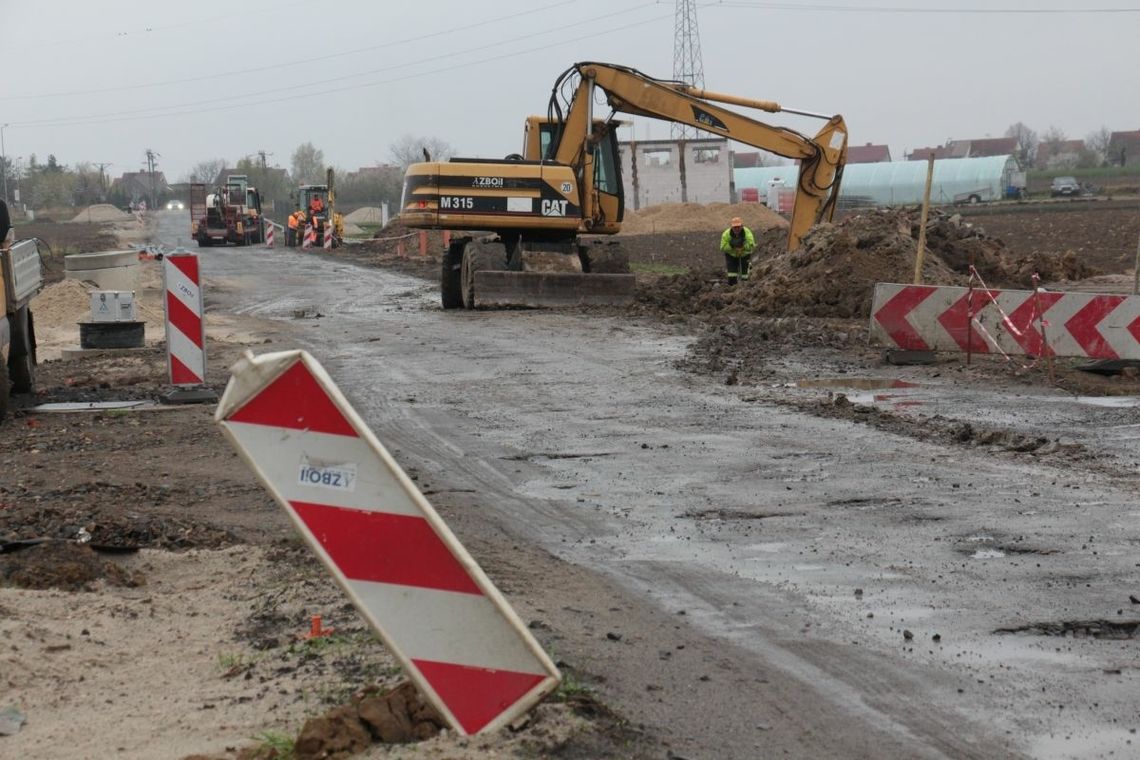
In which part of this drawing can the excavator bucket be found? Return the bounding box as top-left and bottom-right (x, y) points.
(473, 271), (636, 309)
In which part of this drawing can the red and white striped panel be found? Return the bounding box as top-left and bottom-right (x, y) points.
(870, 283), (1140, 360)
(215, 351), (560, 735)
(265, 224), (275, 248)
(302, 224), (314, 249)
(323, 224), (333, 250)
(162, 253), (206, 386)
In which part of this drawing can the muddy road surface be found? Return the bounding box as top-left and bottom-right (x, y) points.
(172, 212), (1140, 760)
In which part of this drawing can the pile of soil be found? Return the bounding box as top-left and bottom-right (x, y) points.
(635, 207), (1100, 321)
(620, 201), (788, 235)
(69, 204), (131, 223)
(343, 206), (385, 224)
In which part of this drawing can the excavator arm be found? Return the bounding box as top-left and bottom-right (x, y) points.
(548, 62), (848, 250)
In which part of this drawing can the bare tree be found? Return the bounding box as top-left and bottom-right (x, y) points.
(185, 159), (227, 185)
(389, 135), (455, 170)
(1037, 125), (1070, 168)
(291, 142), (326, 185)
(1004, 122), (1037, 167)
(1086, 126), (1113, 165)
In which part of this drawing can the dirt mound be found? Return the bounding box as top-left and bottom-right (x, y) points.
(344, 206), (385, 224)
(70, 204), (131, 223)
(31, 277), (92, 328)
(634, 207), (1101, 321)
(620, 201), (788, 235)
(0, 541), (145, 591)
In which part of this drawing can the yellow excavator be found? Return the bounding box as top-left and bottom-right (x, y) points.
(401, 61), (848, 309)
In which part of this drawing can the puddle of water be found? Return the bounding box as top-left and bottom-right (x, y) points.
(1032, 729), (1139, 760)
(840, 391), (927, 408)
(1036, 395), (1140, 408)
(31, 401), (157, 412)
(972, 549), (1007, 559)
(796, 377), (919, 390)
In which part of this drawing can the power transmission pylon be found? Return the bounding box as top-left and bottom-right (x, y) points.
(671, 0), (705, 140)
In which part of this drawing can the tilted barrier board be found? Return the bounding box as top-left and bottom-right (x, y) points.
(215, 350), (561, 734)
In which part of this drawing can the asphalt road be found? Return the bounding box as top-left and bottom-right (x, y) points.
(161, 211), (1139, 760)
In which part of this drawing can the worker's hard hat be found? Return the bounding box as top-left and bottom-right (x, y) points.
(731, 217), (743, 227)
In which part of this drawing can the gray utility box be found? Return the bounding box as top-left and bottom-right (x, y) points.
(89, 291), (137, 322)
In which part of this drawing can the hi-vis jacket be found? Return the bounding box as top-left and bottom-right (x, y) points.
(719, 226), (756, 257)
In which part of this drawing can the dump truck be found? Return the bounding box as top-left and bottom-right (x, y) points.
(0, 200), (43, 422)
(190, 175), (264, 247)
(401, 61), (848, 309)
(294, 168), (344, 248)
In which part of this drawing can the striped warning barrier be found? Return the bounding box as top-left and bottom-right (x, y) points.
(265, 224), (275, 248)
(215, 350), (560, 734)
(323, 223), (333, 251)
(302, 223), (314, 250)
(162, 252), (207, 386)
(871, 282), (1140, 360)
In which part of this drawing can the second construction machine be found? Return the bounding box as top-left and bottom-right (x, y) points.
(295, 169), (345, 248)
(400, 61), (848, 309)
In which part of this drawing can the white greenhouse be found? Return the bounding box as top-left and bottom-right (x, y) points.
(735, 155), (1021, 208)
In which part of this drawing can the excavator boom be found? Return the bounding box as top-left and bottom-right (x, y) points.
(401, 61), (848, 308)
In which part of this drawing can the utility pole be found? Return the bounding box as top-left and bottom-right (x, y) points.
(145, 149), (159, 210)
(95, 162), (113, 201)
(257, 149), (272, 170)
(671, 0), (705, 140)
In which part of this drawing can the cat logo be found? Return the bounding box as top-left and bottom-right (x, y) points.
(541, 199), (568, 216)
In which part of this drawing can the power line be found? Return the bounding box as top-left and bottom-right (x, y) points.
(10, 6), (672, 129)
(7, 0), (310, 54)
(1, 0), (579, 101)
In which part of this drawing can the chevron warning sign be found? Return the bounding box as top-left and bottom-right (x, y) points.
(162, 252), (207, 386)
(215, 350), (561, 735)
(870, 283), (1140, 360)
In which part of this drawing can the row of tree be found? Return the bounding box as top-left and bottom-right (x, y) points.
(1004, 123), (1117, 170)
(0, 135), (455, 212)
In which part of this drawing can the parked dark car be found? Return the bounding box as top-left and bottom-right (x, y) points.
(1050, 176), (1081, 197)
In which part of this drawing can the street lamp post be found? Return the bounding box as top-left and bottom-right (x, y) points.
(1, 123), (9, 206)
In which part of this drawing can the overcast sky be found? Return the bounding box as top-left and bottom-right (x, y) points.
(4, 0), (1138, 180)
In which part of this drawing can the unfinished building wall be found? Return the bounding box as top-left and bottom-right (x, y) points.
(619, 138), (734, 209)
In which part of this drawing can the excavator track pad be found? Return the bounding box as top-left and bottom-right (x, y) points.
(473, 271), (635, 309)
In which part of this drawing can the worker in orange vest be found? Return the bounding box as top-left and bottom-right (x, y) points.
(286, 210), (300, 247)
(309, 195), (324, 217)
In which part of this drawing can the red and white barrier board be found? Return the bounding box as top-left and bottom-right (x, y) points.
(302, 223), (314, 250)
(215, 350), (560, 735)
(265, 224), (275, 248)
(162, 252), (207, 385)
(323, 224), (333, 250)
(871, 282), (1140, 360)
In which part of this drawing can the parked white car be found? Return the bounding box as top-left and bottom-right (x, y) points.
(165, 199), (185, 210)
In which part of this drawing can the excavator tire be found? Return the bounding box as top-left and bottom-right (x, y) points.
(8, 306), (35, 395)
(461, 238), (508, 309)
(0, 360), (8, 423)
(441, 242), (464, 309)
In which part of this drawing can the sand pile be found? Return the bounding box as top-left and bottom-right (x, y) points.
(636, 207), (1099, 320)
(344, 206), (385, 224)
(70, 204), (131, 223)
(620, 201), (788, 235)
